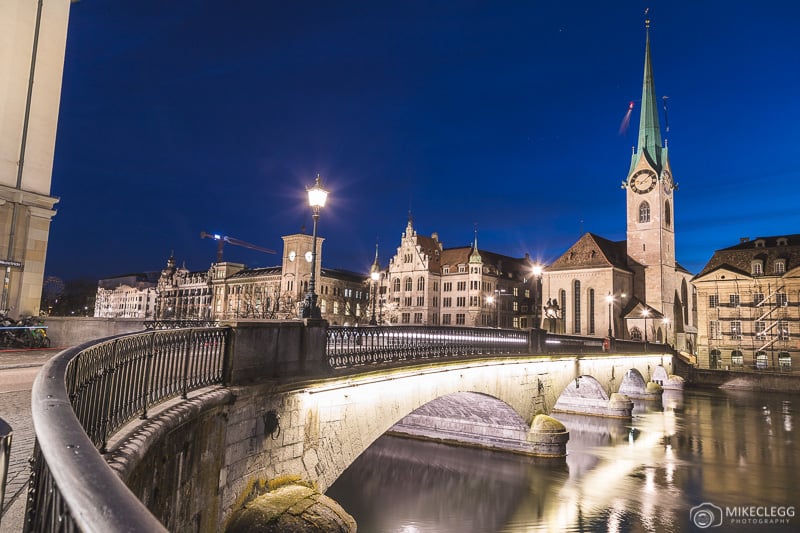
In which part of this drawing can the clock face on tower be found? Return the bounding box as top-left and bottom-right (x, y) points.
(305, 251), (313, 263)
(288, 251), (296, 262)
(629, 169), (657, 194)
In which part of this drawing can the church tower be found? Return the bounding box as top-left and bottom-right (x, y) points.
(625, 19), (676, 319)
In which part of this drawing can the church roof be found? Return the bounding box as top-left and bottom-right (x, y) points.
(228, 266), (282, 279)
(546, 233), (631, 272)
(694, 234), (800, 279)
(635, 22), (665, 172)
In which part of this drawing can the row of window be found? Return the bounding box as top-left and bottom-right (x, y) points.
(709, 292), (789, 308)
(751, 259), (787, 275)
(709, 320), (790, 340)
(709, 349), (792, 369)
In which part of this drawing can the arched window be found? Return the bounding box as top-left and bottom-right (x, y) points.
(710, 348), (722, 369)
(664, 200), (671, 227)
(588, 288), (595, 335)
(681, 279), (689, 325)
(639, 201), (650, 223)
(417, 277), (425, 291)
(405, 277), (412, 291)
(630, 326), (642, 340)
(573, 280), (581, 334)
(393, 278), (400, 292)
(559, 289), (567, 334)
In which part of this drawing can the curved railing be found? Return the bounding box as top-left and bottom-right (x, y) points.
(327, 325), (531, 368)
(0, 417), (11, 529)
(24, 327), (229, 533)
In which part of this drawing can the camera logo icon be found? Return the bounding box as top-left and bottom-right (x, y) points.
(689, 502), (723, 528)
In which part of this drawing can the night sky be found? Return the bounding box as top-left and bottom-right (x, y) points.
(48, 1), (800, 282)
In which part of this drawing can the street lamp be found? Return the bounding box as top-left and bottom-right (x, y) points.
(532, 264), (543, 329)
(662, 317), (670, 345)
(642, 308), (650, 344)
(369, 245), (380, 325)
(606, 292), (614, 338)
(301, 174), (328, 319)
(485, 294), (496, 327)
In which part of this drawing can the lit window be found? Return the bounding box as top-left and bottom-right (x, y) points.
(775, 260), (786, 274)
(730, 321), (742, 339)
(709, 294), (719, 308)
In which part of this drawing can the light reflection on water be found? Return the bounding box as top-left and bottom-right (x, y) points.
(326, 389), (800, 532)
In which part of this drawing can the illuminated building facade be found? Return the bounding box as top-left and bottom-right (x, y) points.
(0, 1), (70, 317)
(382, 216), (536, 328)
(693, 235), (800, 370)
(152, 233), (370, 324)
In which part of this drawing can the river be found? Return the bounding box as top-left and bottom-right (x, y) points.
(326, 388), (799, 532)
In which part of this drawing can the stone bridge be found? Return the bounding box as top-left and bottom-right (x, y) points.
(91, 321), (676, 530)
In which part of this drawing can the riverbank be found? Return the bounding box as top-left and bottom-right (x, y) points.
(687, 367), (800, 393)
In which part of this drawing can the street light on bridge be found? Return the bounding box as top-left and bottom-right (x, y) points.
(301, 174), (328, 319)
(369, 244), (380, 325)
(531, 264), (543, 329)
(606, 292), (614, 338)
(642, 308), (650, 345)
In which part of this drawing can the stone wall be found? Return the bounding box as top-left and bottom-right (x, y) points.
(44, 316), (145, 347)
(689, 368), (800, 392)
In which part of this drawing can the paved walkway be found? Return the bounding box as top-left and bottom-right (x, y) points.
(0, 348), (61, 532)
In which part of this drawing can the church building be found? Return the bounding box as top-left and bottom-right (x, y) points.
(541, 21), (697, 353)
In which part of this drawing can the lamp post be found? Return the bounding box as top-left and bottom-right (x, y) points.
(301, 174), (328, 319)
(486, 295), (496, 327)
(532, 264), (543, 329)
(606, 292), (614, 338)
(662, 317), (670, 345)
(369, 244), (380, 325)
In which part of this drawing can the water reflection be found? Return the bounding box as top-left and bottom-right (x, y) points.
(327, 389), (800, 532)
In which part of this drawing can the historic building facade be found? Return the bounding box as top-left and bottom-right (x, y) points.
(693, 235), (800, 370)
(94, 273), (159, 319)
(152, 233), (370, 325)
(541, 22), (697, 352)
(381, 217), (536, 328)
(0, 1), (70, 317)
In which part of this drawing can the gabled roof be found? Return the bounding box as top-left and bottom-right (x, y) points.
(547, 233), (631, 272)
(694, 234), (800, 279)
(622, 298), (664, 321)
(440, 247), (531, 281)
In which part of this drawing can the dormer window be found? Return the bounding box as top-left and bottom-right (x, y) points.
(443, 266), (450, 274)
(777, 237), (788, 246)
(458, 265), (466, 273)
(775, 260), (786, 274)
(754, 239), (766, 248)
(752, 261), (763, 276)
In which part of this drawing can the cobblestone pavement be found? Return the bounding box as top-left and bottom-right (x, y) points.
(1, 349), (59, 532)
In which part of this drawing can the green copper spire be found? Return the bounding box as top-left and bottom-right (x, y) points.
(469, 224), (482, 263)
(636, 20), (663, 171)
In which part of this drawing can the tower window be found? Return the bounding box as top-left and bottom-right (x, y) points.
(639, 201), (650, 223)
(664, 200), (671, 227)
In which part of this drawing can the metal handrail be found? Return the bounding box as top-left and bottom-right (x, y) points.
(25, 327), (229, 533)
(0, 417), (11, 529)
(327, 325), (530, 368)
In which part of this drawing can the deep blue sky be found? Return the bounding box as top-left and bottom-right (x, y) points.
(48, 1), (800, 281)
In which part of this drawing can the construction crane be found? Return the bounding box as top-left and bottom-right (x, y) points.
(200, 232), (276, 263)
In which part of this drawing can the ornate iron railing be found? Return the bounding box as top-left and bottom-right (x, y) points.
(24, 327), (229, 533)
(143, 319), (219, 330)
(0, 417), (11, 529)
(326, 325), (531, 368)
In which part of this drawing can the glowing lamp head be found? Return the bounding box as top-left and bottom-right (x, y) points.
(532, 264), (543, 277)
(642, 309), (650, 318)
(307, 174), (329, 209)
(486, 295), (495, 304)
(371, 271), (380, 281)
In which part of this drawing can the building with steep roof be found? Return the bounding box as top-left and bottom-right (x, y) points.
(381, 216), (536, 328)
(541, 21), (697, 351)
(692, 235), (800, 370)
